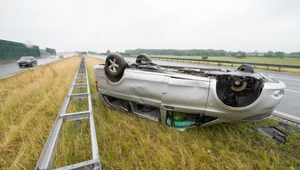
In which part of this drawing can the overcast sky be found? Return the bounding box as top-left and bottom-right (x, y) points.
(0, 0), (300, 53)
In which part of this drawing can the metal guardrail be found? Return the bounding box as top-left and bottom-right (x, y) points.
(36, 57), (101, 170)
(272, 110), (300, 127)
(151, 57), (300, 72)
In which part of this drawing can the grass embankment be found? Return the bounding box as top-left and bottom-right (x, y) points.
(0, 57), (81, 169)
(0, 57), (300, 169)
(151, 55), (300, 73)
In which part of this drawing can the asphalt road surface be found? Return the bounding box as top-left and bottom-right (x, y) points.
(0, 54), (74, 79)
(92, 55), (300, 121)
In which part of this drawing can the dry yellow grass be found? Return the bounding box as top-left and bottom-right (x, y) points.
(0, 56), (300, 170)
(0, 57), (80, 169)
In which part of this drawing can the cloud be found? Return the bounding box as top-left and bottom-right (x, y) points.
(0, 0), (299, 52)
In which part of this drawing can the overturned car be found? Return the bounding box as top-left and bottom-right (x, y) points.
(94, 53), (285, 129)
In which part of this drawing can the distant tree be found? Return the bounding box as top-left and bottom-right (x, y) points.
(254, 51), (258, 57)
(235, 51), (246, 58)
(106, 50), (111, 54)
(290, 52), (300, 56)
(289, 52), (300, 58)
(274, 51), (285, 59)
(202, 56), (208, 60)
(264, 51), (274, 57)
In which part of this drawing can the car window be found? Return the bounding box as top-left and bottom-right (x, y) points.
(20, 56), (32, 61)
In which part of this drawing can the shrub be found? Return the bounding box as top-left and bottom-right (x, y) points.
(202, 56), (208, 60)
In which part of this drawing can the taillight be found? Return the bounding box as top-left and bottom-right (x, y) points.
(95, 81), (99, 92)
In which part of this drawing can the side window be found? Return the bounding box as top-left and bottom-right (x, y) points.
(166, 111), (217, 128)
(166, 111), (201, 128)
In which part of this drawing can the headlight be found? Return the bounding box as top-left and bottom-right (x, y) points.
(272, 89), (284, 97)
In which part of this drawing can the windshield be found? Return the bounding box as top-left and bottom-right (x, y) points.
(19, 56), (32, 61)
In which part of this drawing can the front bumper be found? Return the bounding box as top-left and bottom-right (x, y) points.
(19, 62), (31, 67)
(205, 80), (286, 122)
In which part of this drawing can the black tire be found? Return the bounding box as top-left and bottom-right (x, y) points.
(105, 53), (127, 80)
(237, 64), (254, 73)
(136, 53), (152, 64)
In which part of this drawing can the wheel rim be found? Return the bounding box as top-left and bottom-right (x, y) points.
(108, 58), (119, 73)
(239, 67), (246, 71)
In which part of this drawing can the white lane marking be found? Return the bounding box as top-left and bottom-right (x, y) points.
(275, 77), (300, 82)
(273, 110), (300, 122)
(285, 89), (300, 94)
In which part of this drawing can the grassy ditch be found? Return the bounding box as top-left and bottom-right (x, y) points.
(0, 56), (299, 169)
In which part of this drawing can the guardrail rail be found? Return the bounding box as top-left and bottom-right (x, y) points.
(151, 57), (300, 72)
(36, 57), (101, 170)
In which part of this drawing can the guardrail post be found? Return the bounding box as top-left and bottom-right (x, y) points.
(279, 66), (281, 72)
(76, 62), (84, 130)
(218, 62), (221, 66)
(231, 63), (233, 67)
(76, 85), (83, 131)
(267, 65), (269, 71)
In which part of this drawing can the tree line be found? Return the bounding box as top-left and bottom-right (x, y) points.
(87, 49), (300, 58)
(123, 49), (300, 58)
(125, 49), (229, 56)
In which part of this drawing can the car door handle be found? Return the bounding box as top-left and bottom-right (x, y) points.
(163, 105), (174, 110)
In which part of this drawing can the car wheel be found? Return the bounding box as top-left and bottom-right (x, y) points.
(105, 53), (127, 81)
(237, 64), (254, 73)
(136, 53), (152, 64)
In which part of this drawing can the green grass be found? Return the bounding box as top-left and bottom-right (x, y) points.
(0, 57), (300, 169)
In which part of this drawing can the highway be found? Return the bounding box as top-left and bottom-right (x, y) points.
(0, 54), (73, 79)
(1, 54), (299, 122)
(92, 55), (300, 121)
(0, 58), (60, 79)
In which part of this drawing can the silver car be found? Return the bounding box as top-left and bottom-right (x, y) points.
(17, 56), (37, 67)
(94, 53), (285, 128)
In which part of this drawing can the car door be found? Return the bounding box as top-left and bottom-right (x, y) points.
(161, 75), (210, 114)
(125, 70), (165, 106)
